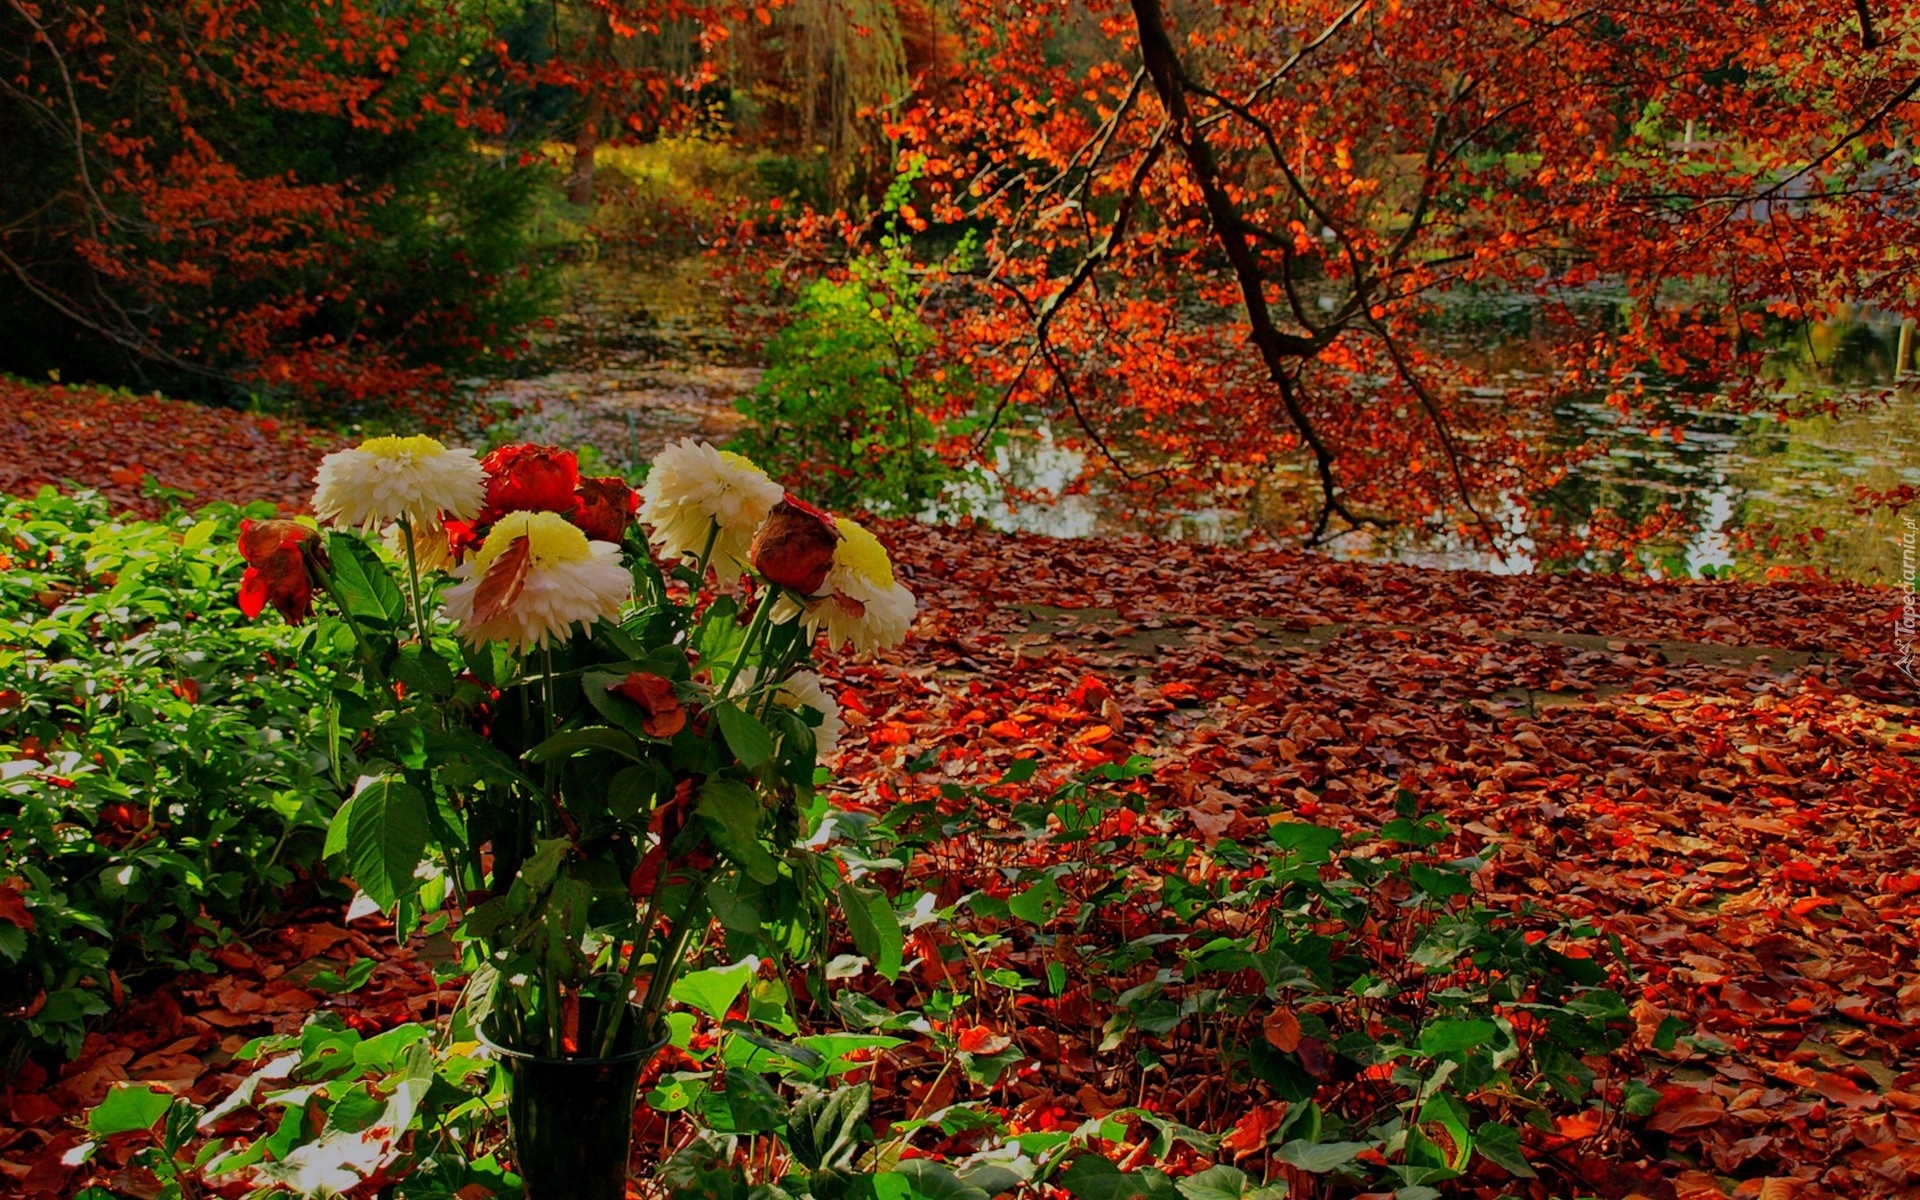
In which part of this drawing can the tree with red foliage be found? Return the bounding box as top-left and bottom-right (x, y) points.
(869, 0), (1918, 555)
(0, 0), (552, 418)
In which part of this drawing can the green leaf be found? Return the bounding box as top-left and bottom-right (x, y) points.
(1174, 1166), (1250, 1200)
(1418, 1018), (1496, 1057)
(88, 1083), (173, 1135)
(696, 778), (776, 883)
(332, 775), (429, 910)
(1057, 1156), (1180, 1200)
(670, 959), (756, 1020)
(1471, 1121), (1537, 1179)
(1407, 862), (1473, 898)
(608, 763), (664, 821)
(894, 1159), (990, 1200)
(839, 883), (903, 981)
(1007, 875), (1063, 926)
(713, 702), (774, 769)
(324, 534), (405, 625)
(1275, 1140), (1371, 1174)
(523, 725), (644, 765)
(787, 1083), (871, 1171)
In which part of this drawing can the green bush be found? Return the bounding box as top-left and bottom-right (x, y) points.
(733, 174), (990, 514)
(0, 491), (347, 1061)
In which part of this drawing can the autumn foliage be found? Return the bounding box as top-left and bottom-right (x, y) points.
(776, 0), (1920, 547)
(0, 0), (551, 417)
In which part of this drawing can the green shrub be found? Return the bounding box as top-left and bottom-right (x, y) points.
(733, 173), (990, 514)
(0, 491), (347, 1061)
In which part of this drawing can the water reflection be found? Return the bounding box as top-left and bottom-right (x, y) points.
(972, 308), (1918, 583)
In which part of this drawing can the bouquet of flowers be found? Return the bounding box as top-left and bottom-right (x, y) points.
(238, 435), (914, 1061)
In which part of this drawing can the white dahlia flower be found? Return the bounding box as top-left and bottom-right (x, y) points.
(801, 517), (916, 654)
(312, 435), (485, 532)
(441, 511), (630, 651)
(639, 439), (783, 583)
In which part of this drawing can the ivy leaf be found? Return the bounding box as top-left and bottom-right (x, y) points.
(87, 1083), (175, 1136)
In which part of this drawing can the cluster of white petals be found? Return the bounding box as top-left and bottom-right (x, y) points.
(776, 670), (843, 762)
(639, 439), (782, 584)
(440, 511), (630, 651)
(313, 435), (484, 532)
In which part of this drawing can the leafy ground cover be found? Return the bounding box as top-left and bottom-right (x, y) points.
(3, 440), (1916, 1199)
(0, 492), (348, 1064)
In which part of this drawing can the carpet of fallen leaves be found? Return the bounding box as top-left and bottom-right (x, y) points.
(822, 523), (1920, 1198)
(6, 457), (1919, 1198)
(0, 379), (340, 517)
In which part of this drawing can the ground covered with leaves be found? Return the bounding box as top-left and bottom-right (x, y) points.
(3, 413), (1917, 1200)
(1, 380), (339, 517)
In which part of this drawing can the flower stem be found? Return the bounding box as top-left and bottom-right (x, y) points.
(716, 590), (774, 702)
(396, 515), (431, 644)
(630, 867), (714, 1049)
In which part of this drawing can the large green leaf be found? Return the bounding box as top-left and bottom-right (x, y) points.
(324, 533), (405, 626)
(670, 959), (756, 1020)
(523, 725), (645, 765)
(87, 1083), (173, 1135)
(713, 702), (774, 768)
(696, 778), (777, 883)
(1057, 1156), (1180, 1200)
(787, 1084), (872, 1171)
(838, 882), (903, 981)
(328, 775), (429, 910)
(1275, 1140), (1372, 1174)
(895, 1160), (991, 1200)
(1418, 1018), (1497, 1057)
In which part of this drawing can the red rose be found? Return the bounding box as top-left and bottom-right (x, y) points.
(607, 671), (687, 739)
(572, 475), (640, 543)
(749, 495), (840, 595)
(478, 444), (579, 523)
(236, 518), (325, 624)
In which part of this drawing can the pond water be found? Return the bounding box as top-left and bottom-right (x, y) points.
(503, 259), (1918, 584)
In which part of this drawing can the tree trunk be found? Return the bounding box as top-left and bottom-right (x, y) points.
(566, 10), (616, 207)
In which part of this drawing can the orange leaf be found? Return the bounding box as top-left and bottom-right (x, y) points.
(1263, 1008), (1302, 1053)
(1219, 1101), (1286, 1160)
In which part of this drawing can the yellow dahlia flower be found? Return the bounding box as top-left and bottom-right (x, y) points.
(801, 517), (916, 654)
(440, 511), (630, 650)
(313, 435), (485, 532)
(639, 439), (783, 584)
(382, 518), (455, 573)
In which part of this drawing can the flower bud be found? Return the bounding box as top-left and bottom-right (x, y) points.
(235, 518), (326, 624)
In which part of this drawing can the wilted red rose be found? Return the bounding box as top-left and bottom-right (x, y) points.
(572, 475), (640, 543)
(607, 671), (687, 739)
(750, 495), (840, 595)
(478, 444), (579, 522)
(236, 518), (325, 624)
